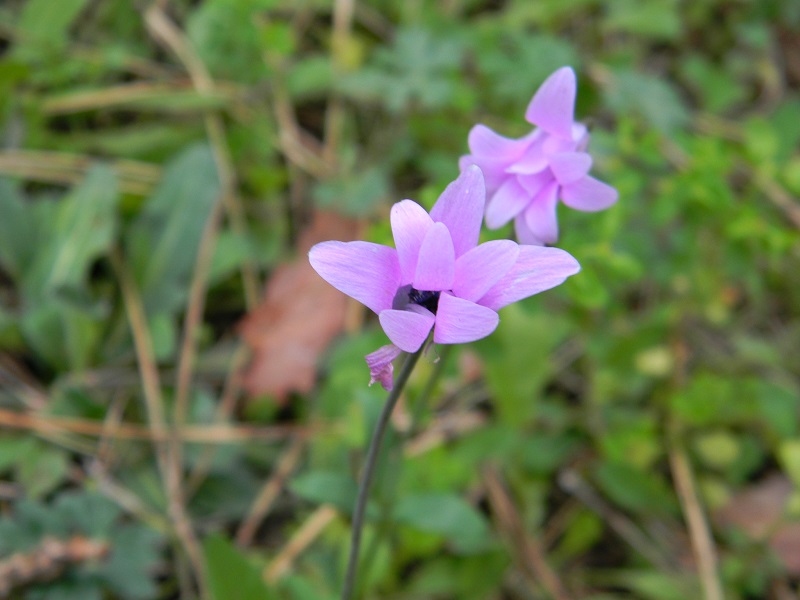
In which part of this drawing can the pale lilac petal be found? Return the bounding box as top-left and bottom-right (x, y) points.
(517, 170), (552, 197)
(523, 182), (560, 245)
(572, 123), (589, 149)
(414, 222), (455, 291)
(561, 175), (619, 212)
(477, 245), (581, 311)
(468, 124), (531, 161)
(485, 178), (530, 229)
(543, 133), (576, 156)
(379, 307), (435, 352)
(453, 240), (519, 302)
(430, 166), (485, 258)
(514, 215), (545, 246)
(391, 200), (434, 284)
(365, 344), (402, 390)
(309, 241), (400, 314)
(524, 67), (576, 138)
(433, 293), (499, 345)
(506, 134), (549, 174)
(470, 158), (511, 195)
(549, 152), (592, 185)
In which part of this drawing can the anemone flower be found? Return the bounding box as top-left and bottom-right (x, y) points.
(460, 66), (618, 245)
(309, 166), (580, 389)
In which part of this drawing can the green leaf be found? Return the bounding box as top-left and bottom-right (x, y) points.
(0, 436), (37, 473)
(474, 305), (568, 424)
(126, 144), (220, 317)
(605, 69), (689, 133)
(338, 27), (463, 113)
(22, 165), (118, 303)
(393, 493), (491, 554)
(604, 0), (682, 41)
(289, 471), (358, 515)
(0, 179), (36, 278)
(15, 0), (89, 55)
(204, 534), (276, 600)
(593, 461), (677, 515)
(101, 524), (162, 599)
(18, 444), (69, 499)
(312, 167), (389, 216)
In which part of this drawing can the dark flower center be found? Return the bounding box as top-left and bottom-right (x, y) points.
(408, 287), (440, 313)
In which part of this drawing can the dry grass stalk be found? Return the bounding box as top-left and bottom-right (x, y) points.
(0, 536), (109, 598)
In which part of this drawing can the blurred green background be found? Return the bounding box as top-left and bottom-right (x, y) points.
(0, 0), (799, 598)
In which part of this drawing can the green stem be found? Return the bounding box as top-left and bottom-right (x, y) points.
(409, 344), (452, 434)
(341, 347), (425, 600)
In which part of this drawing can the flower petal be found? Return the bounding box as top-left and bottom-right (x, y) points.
(391, 200), (434, 284)
(517, 170), (552, 197)
(414, 222), (455, 291)
(309, 241), (400, 314)
(453, 240), (519, 302)
(379, 307), (435, 352)
(464, 157), (511, 196)
(430, 165), (485, 258)
(514, 215), (544, 246)
(434, 293), (499, 344)
(549, 151), (593, 185)
(523, 181), (560, 245)
(506, 133), (549, 174)
(561, 175), (619, 212)
(485, 177), (530, 229)
(468, 124), (532, 161)
(365, 344), (402, 390)
(525, 66), (577, 139)
(477, 245), (580, 311)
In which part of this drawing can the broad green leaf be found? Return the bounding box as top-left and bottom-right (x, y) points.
(312, 167), (389, 216)
(204, 534), (276, 600)
(0, 436), (37, 473)
(126, 144), (220, 317)
(22, 165), (118, 302)
(604, 0), (682, 41)
(474, 305), (568, 424)
(393, 493), (491, 554)
(187, 0), (275, 83)
(18, 444), (69, 499)
(289, 471), (358, 515)
(0, 179), (35, 278)
(594, 461), (677, 515)
(15, 0), (89, 55)
(100, 524), (162, 599)
(338, 27), (463, 113)
(604, 69), (689, 133)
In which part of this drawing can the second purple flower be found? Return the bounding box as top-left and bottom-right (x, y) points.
(460, 67), (618, 246)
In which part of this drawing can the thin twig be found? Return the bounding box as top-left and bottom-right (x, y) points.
(264, 505), (338, 583)
(0, 407), (307, 442)
(112, 250), (207, 598)
(236, 436), (306, 547)
(323, 0), (355, 165)
(484, 467), (572, 600)
(558, 469), (677, 571)
(341, 347), (425, 600)
(185, 344), (251, 495)
(144, 4), (259, 308)
(668, 435), (725, 600)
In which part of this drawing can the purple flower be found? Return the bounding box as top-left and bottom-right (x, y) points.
(460, 66), (618, 246)
(309, 166), (580, 389)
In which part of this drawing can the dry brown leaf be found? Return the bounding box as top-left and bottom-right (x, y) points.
(715, 473), (800, 575)
(240, 211), (361, 402)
